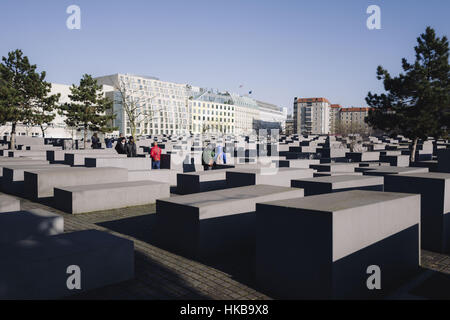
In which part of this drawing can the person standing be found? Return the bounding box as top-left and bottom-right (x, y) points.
(115, 137), (127, 154)
(202, 144), (215, 170)
(150, 142), (162, 169)
(214, 144), (226, 164)
(105, 136), (113, 148)
(126, 136), (137, 157)
(91, 133), (101, 149)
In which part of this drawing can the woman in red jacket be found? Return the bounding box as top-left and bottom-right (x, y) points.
(150, 142), (162, 169)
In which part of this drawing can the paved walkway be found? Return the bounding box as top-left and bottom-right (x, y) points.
(12, 194), (450, 300)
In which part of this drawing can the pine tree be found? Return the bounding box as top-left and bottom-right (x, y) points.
(0, 49), (41, 149)
(58, 74), (116, 149)
(366, 27), (450, 162)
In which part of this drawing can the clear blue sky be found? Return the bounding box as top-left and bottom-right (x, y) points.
(0, 0), (449, 113)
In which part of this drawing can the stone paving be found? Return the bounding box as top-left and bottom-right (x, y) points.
(13, 193), (450, 300)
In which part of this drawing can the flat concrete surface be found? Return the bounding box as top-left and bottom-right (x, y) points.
(262, 189), (416, 212)
(293, 175), (383, 189)
(358, 166), (429, 175)
(179, 170), (227, 182)
(158, 184), (304, 220)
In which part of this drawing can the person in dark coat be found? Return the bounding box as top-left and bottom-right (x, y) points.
(115, 137), (127, 154)
(91, 133), (101, 149)
(126, 136), (137, 157)
(105, 137), (113, 148)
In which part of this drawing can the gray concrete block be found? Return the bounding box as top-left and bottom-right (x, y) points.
(54, 180), (170, 214)
(384, 172), (450, 253)
(0, 229), (134, 299)
(24, 167), (129, 200)
(256, 190), (420, 299)
(346, 152), (380, 162)
(176, 170), (227, 195)
(274, 159), (320, 168)
(310, 163), (359, 173)
(226, 167), (315, 188)
(0, 209), (64, 244)
(380, 155), (410, 167)
(156, 185), (304, 258)
(0, 160), (49, 177)
(437, 149), (450, 173)
(356, 166), (429, 176)
(85, 157), (151, 170)
(2, 164), (68, 195)
(64, 152), (126, 166)
(128, 169), (178, 186)
(291, 175), (384, 195)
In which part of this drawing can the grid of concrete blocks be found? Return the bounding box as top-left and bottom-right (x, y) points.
(0, 133), (449, 299)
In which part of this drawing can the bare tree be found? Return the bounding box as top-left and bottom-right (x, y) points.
(335, 120), (370, 152)
(114, 78), (158, 139)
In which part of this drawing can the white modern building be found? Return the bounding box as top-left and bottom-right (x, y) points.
(95, 74), (193, 136)
(255, 100), (288, 132)
(1, 73), (287, 139)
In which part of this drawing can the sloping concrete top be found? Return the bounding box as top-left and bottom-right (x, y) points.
(260, 190), (416, 212)
(56, 180), (167, 192)
(360, 166), (429, 174)
(292, 175), (383, 189)
(158, 185), (304, 219)
(25, 167), (124, 174)
(228, 167), (314, 175)
(396, 172), (450, 180)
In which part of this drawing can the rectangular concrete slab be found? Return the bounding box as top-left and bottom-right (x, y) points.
(291, 175), (384, 195)
(127, 169), (178, 185)
(85, 157), (151, 170)
(176, 170), (228, 194)
(356, 166), (429, 176)
(310, 163), (359, 173)
(156, 185), (304, 258)
(54, 180), (170, 214)
(0, 229), (134, 299)
(226, 167), (315, 188)
(24, 167), (129, 199)
(384, 172), (450, 253)
(274, 159), (320, 168)
(256, 190), (420, 299)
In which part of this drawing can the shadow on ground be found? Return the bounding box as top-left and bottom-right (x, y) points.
(66, 250), (210, 300)
(97, 214), (257, 289)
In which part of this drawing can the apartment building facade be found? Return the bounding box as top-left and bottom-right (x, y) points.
(293, 97), (331, 135)
(339, 107), (372, 132)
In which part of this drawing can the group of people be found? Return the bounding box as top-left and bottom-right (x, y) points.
(114, 136), (162, 169)
(92, 133), (231, 171)
(202, 144), (226, 170)
(114, 136), (137, 158)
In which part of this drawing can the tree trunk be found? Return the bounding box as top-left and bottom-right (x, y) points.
(410, 137), (419, 163)
(40, 125), (45, 138)
(10, 122), (16, 150)
(83, 126), (87, 150)
(131, 124), (136, 141)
